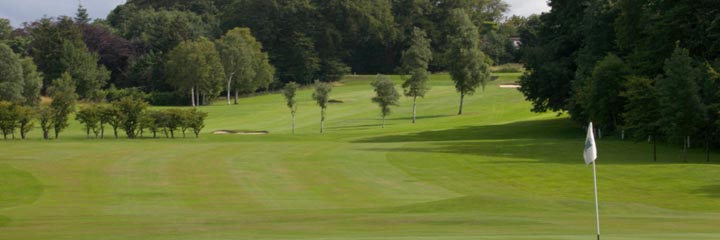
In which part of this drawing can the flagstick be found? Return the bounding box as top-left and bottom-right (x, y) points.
(592, 161), (601, 240)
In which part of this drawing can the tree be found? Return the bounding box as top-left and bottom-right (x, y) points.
(0, 43), (24, 103)
(621, 76), (662, 162)
(75, 3), (91, 24)
(697, 62), (720, 162)
(114, 97), (148, 139)
(60, 39), (110, 101)
(656, 46), (706, 162)
(216, 28), (274, 104)
(15, 105), (34, 140)
(446, 9), (491, 115)
(312, 81), (332, 134)
(48, 73), (78, 139)
(29, 17), (84, 87)
(0, 102), (18, 139)
(283, 82), (299, 134)
(79, 23), (135, 89)
(144, 110), (163, 138)
(76, 105), (102, 138)
(0, 18), (11, 42)
(584, 54), (632, 133)
(38, 106), (53, 140)
(372, 75), (401, 128)
(188, 109), (207, 138)
(99, 105), (121, 139)
(400, 27), (432, 123)
(165, 38), (226, 106)
(20, 57), (43, 106)
(519, 1), (589, 114)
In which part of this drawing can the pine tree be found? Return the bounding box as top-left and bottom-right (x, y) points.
(75, 3), (90, 24)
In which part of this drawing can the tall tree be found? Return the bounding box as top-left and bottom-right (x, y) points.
(216, 27), (274, 104)
(165, 38), (226, 106)
(446, 9), (491, 115)
(584, 54), (631, 133)
(61, 39), (110, 100)
(0, 18), (12, 42)
(19, 57), (43, 106)
(656, 46), (706, 162)
(519, 0), (589, 113)
(29, 17), (84, 87)
(48, 72), (78, 139)
(621, 76), (662, 162)
(400, 27), (432, 123)
(372, 75), (401, 128)
(312, 81), (332, 134)
(0, 43), (24, 103)
(75, 3), (91, 24)
(283, 82), (299, 134)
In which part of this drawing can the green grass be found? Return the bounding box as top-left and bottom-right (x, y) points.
(1, 73), (719, 240)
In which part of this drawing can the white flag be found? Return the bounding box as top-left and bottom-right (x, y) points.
(584, 122), (597, 165)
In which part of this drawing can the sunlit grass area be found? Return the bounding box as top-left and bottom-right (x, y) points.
(1, 73), (719, 240)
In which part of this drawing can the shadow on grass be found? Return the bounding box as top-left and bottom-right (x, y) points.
(695, 185), (720, 198)
(354, 118), (581, 143)
(356, 118), (720, 165)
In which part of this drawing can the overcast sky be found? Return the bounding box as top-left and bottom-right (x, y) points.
(1, 0), (549, 27)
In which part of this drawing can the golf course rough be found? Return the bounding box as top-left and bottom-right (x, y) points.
(0, 73), (719, 240)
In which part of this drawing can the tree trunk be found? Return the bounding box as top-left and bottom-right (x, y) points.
(235, 90), (239, 105)
(196, 88), (201, 106)
(291, 112), (295, 134)
(86, 128), (90, 139)
(653, 135), (657, 162)
(42, 128), (48, 140)
(20, 124), (26, 140)
(320, 108), (325, 134)
(114, 127), (118, 139)
(706, 137), (710, 163)
(683, 136), (688, 163)
(412, 96), (417, 124)
(382, 114), (386, 128)
(100, 126), (105, 139)
(458, 93), (464, 115)
(191, 87), (196, 107)
(227, 75), (233, 105)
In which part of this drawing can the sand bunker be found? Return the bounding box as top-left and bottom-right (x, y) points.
(499, 84), (521, 88)
(213, 130), (269, 135)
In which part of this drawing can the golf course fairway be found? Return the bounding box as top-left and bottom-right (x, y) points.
(1, 73), (719, 240)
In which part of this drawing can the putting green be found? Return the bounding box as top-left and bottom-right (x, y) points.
(0, 73), (718, 240)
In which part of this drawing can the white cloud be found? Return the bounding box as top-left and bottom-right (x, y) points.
(0, 0), (126, 27)
(505, 0), (550, 17)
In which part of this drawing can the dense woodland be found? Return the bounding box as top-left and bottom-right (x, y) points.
(519, 0), (720, 161)
(0, 0), (522, 105)
(0, 0), (516, 139)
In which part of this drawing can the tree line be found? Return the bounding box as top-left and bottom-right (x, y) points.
(0, 87), (207, 140)
(1, 0), (523, 107)
(518, 0), (720, 162)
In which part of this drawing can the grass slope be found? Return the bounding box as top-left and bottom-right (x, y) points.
(0, 73), (719, 240)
